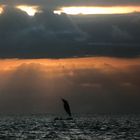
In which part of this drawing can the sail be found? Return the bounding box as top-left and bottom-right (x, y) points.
(61, 98), (72, 117)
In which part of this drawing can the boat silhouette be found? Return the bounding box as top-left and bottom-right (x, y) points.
(61, 98), (72, 117)
(54, 98), (73, 120)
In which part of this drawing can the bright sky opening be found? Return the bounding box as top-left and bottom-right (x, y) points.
(0, 7), (3, 14)
(0, 5), (4, 14)
(16, 5), (41, 16)
(54, 6), (140, 15)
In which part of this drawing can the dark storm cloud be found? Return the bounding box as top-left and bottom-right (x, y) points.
(1, 0), (140, 7)
(0, 7), (140, 58)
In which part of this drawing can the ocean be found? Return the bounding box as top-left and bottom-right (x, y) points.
(0, 114), (139, 140)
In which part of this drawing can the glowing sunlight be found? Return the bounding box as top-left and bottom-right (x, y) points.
(54, 6), (140, 15)
(16, 5), (41, 16)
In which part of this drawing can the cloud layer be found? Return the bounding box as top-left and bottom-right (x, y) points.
(0, 6), (140, 58)
(1, 0), (140, 7)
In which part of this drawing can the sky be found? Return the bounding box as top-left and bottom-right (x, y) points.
(0, 1), (140, 58)
(0, 0), (140, 114)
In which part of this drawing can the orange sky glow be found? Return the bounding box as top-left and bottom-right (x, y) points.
(0, 57), (140, 72)
(0, 57), (140, 113)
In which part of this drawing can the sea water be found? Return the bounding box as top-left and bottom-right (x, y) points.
(0, 114), (139, 140)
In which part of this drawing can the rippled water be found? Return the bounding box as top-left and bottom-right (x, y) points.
(0, 114), (139, 140)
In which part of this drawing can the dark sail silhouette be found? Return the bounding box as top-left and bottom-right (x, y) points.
(62, 98), (72, 117)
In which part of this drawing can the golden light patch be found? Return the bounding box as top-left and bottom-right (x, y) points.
(0, 5), (4, 14)
(0, 8), (3, 14)
(16, 5), (41, 16)
(54, 6), (140, 15)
